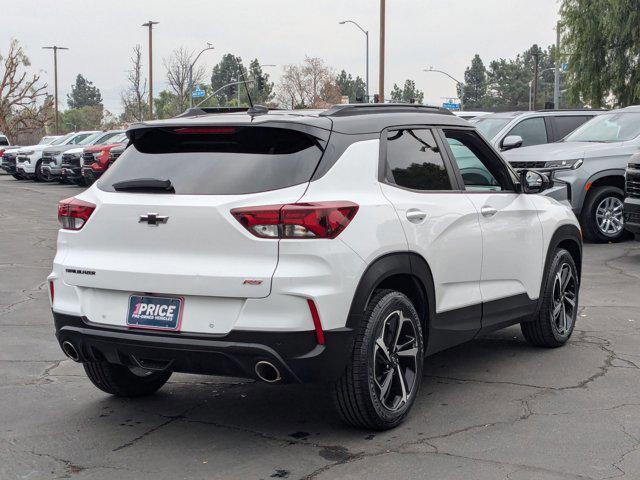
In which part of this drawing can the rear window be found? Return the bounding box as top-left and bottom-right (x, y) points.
(98, 126), (326, 195)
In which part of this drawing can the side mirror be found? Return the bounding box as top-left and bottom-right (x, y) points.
(521, 169), (551, 194)
(501, 135), (523, 151)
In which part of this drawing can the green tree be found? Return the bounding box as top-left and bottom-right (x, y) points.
(390, 79), (424, 104)
(154, 90), (180, 119)
(247, 59), (274, 105)
(67, 74), (103, 109)
(60, 105), (103, 131)
(460, 54), (488, 107)
(335, 70), (366, 102)
(560, 0), (639, 107)
(211, 54), (247, 106)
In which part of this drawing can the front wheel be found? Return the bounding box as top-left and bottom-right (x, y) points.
(11, 173), (24, 180)
(521, 248), (578, 347)
(333, 290), (424, 430)
(581, 186), (625, 243)
(83, 361), (172, 397)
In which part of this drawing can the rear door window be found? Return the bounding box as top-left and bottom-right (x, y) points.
(551, 115), (592, 141)
(505, 117), (548, 147)
(99, 126), (326, 195)
(384, 128), (453, 191)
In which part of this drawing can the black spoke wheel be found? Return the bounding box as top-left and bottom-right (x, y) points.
(373, 310), (419, 412)
(521, 248), (579, 347)
(333, 289), (424, 430)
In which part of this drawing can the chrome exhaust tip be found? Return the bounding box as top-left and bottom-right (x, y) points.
(254, 360), (282, 383)
(61, 341), (80, 362)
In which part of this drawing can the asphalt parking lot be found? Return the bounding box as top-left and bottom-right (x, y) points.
(1, 175), (640, 480)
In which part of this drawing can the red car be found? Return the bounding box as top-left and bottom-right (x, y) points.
(81, 136), (127, 186)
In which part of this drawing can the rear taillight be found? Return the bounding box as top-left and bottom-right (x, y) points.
(48, 280), (55, 304)
(231, 202), (359, 239)
(58, 197), (95, 230)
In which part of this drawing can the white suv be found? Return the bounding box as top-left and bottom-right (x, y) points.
(49, 104), (582, 430)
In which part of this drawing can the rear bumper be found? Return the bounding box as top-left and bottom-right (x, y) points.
(624, 197), (640, 235)
(54, 312), (354, 383)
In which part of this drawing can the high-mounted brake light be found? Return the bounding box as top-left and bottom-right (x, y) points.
(173, 127), (237, 134)
(58, 197), (95, 230)
(231, 202), (359, 239)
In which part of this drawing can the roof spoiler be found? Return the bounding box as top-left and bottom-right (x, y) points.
(175, 106), (270, 118)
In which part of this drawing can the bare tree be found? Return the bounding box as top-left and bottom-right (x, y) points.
(164, 46), (205, 113)
(276, 56), (340, 108)
(121, 45), (147, 122)
(0, 39), (52, 141)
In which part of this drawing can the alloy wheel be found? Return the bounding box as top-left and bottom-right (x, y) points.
(595, 196), (624, 236)
(373, 310), (419, 412)
(551, 263), (577, 337)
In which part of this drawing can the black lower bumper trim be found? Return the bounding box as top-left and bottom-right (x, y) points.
(54, 313), (354, 383)
(624, 198), (640, 234)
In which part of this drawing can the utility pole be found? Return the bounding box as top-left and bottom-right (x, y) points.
(379, 0), (385, 103)
(42, 46), (68, 134)
(554, 21), (561, 109)
(532, 51), (540, 110)
(142, 21), (159, 120)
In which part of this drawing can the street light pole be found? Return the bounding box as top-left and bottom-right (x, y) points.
(554, 21), (561, 109)
(188, 43), (214, 108)
(423, 67), (464, 110)
(339, 20), (369, 102)
(379, 0), (386, 102)
(142, 20), (159, 120)
(42, 46), (68, 134)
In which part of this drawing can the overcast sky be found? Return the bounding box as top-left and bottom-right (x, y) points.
(2, 0), (560, 113)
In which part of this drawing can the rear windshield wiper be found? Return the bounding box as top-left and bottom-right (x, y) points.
(112, 178), (175, 193)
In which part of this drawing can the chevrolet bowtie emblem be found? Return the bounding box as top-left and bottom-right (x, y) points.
(139, 213), (169, 226)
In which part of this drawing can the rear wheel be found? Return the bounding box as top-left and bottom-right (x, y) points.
(521, 248), (578, 347)
(83, 361), (172, 397)
(333, 289), (424, 430)
(581, 186), (625, 243)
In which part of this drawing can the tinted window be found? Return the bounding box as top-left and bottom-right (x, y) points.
(0, 136), (8, 146)
(564, 112), (640, 142)
(552, 116), (592, 140)
(385, 128), (452, 191)
(444, 129), (513, 192)
(506, 117), (547, 147)
(99, 126), (325, 195)
(474, 117), (511, 140)
(69, 133), (94, 145)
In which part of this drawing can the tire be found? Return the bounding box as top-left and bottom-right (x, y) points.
(73, 177), (87, 187)
(581, 185), (625, 243)
(521, 248), (578, 348)
(34, 160), (45, 182)
(83, 361), (172, 397)
(333, 289), (424, 430)
(11, 173), (23, 180)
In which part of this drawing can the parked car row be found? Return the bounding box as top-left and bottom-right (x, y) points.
(0, 130), (128, 186)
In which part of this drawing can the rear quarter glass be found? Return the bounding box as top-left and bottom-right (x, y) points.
(98, 126), (327, 195)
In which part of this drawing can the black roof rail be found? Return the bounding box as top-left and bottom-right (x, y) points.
(320, 103), (453, 117)
(534, 108), (608, 112)
(175, 105), (272, 118)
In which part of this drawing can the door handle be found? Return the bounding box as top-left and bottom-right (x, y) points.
(481, 206), (498, 217)
(406, 209), (427, 223)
